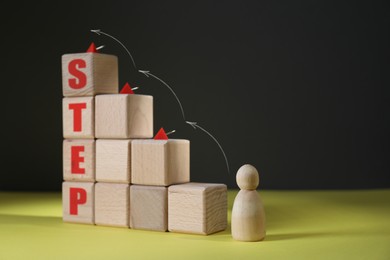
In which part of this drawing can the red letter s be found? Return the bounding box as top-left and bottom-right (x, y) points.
(68, 59), (87, 89)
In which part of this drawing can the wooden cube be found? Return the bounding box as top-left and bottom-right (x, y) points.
(96, 139), (131, 183)
(63, 97), (94, 139)
(63, 139), (95, 182)
(130, 185), (167, 232)
(131, 139), (190, 186)
(62, 181), (94, 224)
(95, 183), (130, 227)
(62, 52), (118, 97)
(168, 183), (227, 235)
(95, 94), (153, 139)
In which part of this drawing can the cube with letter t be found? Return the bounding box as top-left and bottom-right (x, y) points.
(63, 97), (95, 139)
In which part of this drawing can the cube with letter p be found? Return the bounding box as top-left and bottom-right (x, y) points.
(62, 182), (94, 224)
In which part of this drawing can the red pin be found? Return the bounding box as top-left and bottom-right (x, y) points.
(120, 83), (135, 94)
(154, 128), (168, 140)
(86, 42), (97, 53)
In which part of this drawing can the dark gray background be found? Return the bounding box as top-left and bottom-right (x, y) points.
(0, 1), (388, 191)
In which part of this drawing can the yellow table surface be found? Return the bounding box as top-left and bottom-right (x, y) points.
(0, 189), (389, 259)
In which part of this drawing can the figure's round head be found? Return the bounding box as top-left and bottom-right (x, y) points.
(236, 164), (259, 190)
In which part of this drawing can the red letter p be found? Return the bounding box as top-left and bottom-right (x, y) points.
(69, 187), (87, 215)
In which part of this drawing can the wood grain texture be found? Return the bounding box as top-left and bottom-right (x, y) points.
(96, 139), (131, 183)
(168, 183), (227, 235)
(94, 183), (130, 227)
(63, 139), (95, 182)
(95, 94), (153, 139)
(131, 139), (190, 186)
(62, 181), (94, 224)
(231, 190), (266, 241)
(63, 97), (94, 139)
(130, 185), (167, 231)
(62, 53), (118, 97)
(231, 164), (266, 241)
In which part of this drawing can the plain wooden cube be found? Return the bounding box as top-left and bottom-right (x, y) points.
(168, 183), (227, 235)
(130, 185), (168, 232)
(63, 139), (95, 182)
(95, 183), (130, 227)
(95, 94), (153, 139)
(96, 139), (131, 183)
(131, 139), (189, 186)
(62, 181), (94, 224)
(63, 97), (94, 139)
(62, 52), (118, 97)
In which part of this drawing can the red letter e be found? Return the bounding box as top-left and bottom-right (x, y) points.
(71, 146), (85, 174)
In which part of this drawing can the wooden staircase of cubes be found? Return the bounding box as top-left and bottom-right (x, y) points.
(61, 43), (227, 235)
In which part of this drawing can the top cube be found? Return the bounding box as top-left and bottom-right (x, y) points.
(62, 47), (118, 97)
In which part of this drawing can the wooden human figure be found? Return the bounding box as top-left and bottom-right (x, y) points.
(231, 164), (266, 241)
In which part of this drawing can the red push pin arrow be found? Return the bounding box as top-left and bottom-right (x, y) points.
(120, 82), (135, 94)
(154, 128), (168, 140)
(154, 128), (176, 140)
(86, 42), (98, 53)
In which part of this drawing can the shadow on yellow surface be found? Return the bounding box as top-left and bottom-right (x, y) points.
(0, 190), (389, 259)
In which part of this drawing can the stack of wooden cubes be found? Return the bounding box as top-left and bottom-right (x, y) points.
(61, 43), (227, 235)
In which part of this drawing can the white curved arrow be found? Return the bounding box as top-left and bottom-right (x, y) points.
(91, 29), (137, 70)
(186, 121), (230, 174)
(89, 30), (229, 175)
(139, 70), (186, 121)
